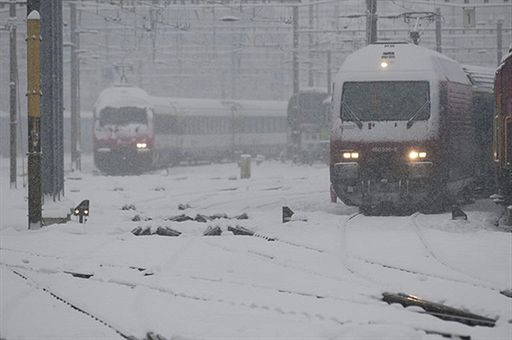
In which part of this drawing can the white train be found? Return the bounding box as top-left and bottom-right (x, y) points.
(92, 85), (288, 173)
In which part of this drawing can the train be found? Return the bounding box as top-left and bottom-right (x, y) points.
(329, 42), (495, 214)
(92, 85), (288, 173)
(493, 49), (512, 209)
(286, 88), (331, 163)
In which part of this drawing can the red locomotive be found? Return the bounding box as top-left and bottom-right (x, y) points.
(330, 42), (478, 213)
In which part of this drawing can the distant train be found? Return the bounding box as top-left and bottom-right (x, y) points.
(287, 88), (331, 163)
(329, 42), (495, 213)
(494, 50), (512, 208)
(92, 85), (288, 173)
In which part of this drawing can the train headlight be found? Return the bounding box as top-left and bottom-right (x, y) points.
(408, 150), (427, 161)
(380, 61), (389, 69)
(342, 151), (359, 160)
(136, 142), (147, 149)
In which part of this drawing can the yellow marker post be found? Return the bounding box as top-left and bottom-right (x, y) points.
(27, 10), (42, 230)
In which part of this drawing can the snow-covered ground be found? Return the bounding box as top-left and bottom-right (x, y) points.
(1, 156), (511, 340)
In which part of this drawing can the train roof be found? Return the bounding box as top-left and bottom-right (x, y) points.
(151, 97), (287, 117)
(94, 85), (151, 112)
(462, 64), (495, 94)
(335, 43), (470, 84)
(497, 50), (512, 72)
(297, 87), (328, 94)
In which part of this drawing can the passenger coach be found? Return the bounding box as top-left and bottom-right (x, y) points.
(494, 50), (512, 209)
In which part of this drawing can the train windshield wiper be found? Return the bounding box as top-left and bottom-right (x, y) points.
(406, 100), (430, 129)
(341, 101), (363, 129)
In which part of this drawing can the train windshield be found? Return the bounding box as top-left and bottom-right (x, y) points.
(341, 81), (430, 122)
(99, 107), (148, 126)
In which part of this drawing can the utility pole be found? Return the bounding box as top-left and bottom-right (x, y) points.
(27, 9), (42, 230)
(292, 5), (301, 160)
(308, 0), (314, 87)
(327, 50), (332, 96)
(231, 30), (236, 98)
(292, 5), (299, 97)
(435, 8), (442, 53)
(366, 0), (377, 45)
(9, 0), (17, 188)
(70, 2), (81, 171)
(497, 20), (503, 65)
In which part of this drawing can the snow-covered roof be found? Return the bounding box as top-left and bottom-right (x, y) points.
(497, 51), (512, 73)
(298, 87), (328, 94)
(335, 43), (470, 85)
(151, 96), (287, 117)
(462, 64), (495, 94)
(94, 85), (151, 112)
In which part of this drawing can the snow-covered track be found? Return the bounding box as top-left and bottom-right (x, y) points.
(5, 265), (136, 340)
(340, 212), (503, 292)
(410, 212), (502, 291)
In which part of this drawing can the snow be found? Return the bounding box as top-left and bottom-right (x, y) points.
(27, 10), (40, 20)
(1, 156), (511, 340)
(94, 86), (151, 113)
(151, 96), (287, 118)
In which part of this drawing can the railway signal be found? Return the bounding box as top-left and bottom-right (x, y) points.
(73, 200), (90, 224)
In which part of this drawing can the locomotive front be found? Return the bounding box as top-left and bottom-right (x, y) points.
(330, 43), (474, 213)
(93, 86), (154, 174)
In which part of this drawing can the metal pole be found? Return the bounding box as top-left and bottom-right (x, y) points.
(40, 0), (64, 199)
(435, 8), (442, 53)
(9, 0), (17, 188)
(292, 5), (300, 160)
(292, 5), (299, 96)
(70, 2), (80, 171)
(366, 0), (377, 45)
(27, 9), (42, 230)
(231, 30), (236, 99)
(308, 0), (314, 87)
(26, 0), (39, 14)
(77, 6), (81, 171)
(497, 20), (503, 65)
(327, 50), (332, 96)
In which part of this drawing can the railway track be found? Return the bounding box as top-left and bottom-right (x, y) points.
(339, 212), (504, 292)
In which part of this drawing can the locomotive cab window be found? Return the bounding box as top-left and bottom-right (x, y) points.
(341, 81), (430, 122)
(99, 107), (148, 126)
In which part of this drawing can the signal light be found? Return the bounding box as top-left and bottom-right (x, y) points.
(73, 200), (90, 224)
